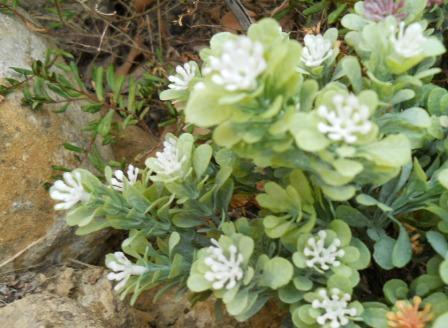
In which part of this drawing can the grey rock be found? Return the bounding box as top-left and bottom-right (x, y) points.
(0, 12), (113, 272)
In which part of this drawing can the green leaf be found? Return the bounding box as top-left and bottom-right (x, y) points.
(127, 77), (137, 114)
(399, 107), (430, 128)
(356, 194), (392, 212)
(172, 212), (203, 228)
(63, 143), (83, 153)
(362, 306), (389, 328)
(278, 284), (304, 304)
(193, 144), (212, 178)
(93, 66), (105, 102)
(295, 128), (330, 152)
(75, 220), (110, 235)
(373, 236), (395, 270)
(321, 184), (356, 201)
(358, 134), (411, 168)
(342, 13), (367, 30)
(391, 90), (415, 105)
(293, 276), (313, 291)
(327, 275), (352, 293)
(383, 279), (409, 304)
(440, 260), (448, 284)
(433, 312), (448, 328)
(438, 169), (448, 189)
(66, 205), (96, 227)
(427, 231), (448, 258)
(187, 273), (210, 292)
(97, 111), (114, 137)
(226, 289), (249, 316)
(335, 205), (371, 228)
(411, 274), (444, 296)
(333, 159), (363, 178)
(329, 220), (352, 246)
(392, 226), (412, 268)
(259, 257), (293, 289)
(349, 238), (371, 270)
(256, 182), (294, 213)
(168, 232), (180, 256)
(299, 80), (319, 112)
(341, 56), (363, 93)
(185, 87), (232, 127)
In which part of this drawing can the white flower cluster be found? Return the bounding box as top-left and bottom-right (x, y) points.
(204, 239), (244, 290)
(304, 230), (345, 271)
(203, 36), (266, 91)
(111, 165), (139, 191)
(390, 22), (426, 58)
(168, 62), (197, 91)
(312, 288), (358, 328)
(317, 94), (373, 144)
(152, 137), (186, 176)
(50, 171), (90, 210)
(106, 252), (148, 291)
(301, 34), (334, 67)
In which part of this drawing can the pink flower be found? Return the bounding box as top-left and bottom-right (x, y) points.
(427, 0), (443, 6)
(363, 0), (407, 22)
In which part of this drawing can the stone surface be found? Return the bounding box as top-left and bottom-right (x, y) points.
(112, 124), (158, 166)
(0, 14), (46, 78)
(0, 267), (143, 328)
(134, 289), (285, 328)
(0, 292), (107, 328)
(0, 13), (113, 272)
(1, 265), (286, 327)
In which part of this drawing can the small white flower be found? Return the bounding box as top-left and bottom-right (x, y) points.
(317, 94), (372, 144)
(312, 288), (358, 328)
(204, 239), (244, 290)
(203, 36), (266, 91)
(390, 22), (426, 58)
(152, 137), (186, 176)
(49, 171), (90, 210)
(168, 62), (197, 91)
(301, 34), (334, 67)
(304, 231), (345, 271)
(111, 165), (139, 191)
(106, 252), (148, 291)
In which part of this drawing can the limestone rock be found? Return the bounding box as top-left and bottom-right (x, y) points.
(1, 265), (286, 327)
(0, 292), (107, 328)
(133, 289), (285, 328)
(0, 13), (113, 272)
(112, 124), (157, 166)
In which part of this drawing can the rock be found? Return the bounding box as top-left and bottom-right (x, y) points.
(112, 124), (157, 166)
(0, 266), (143, 328)
(133, 289), (285, 328)
(1, 265), (286, 327)
(0, 13), (113, 272)
(0, 292), (107, 328)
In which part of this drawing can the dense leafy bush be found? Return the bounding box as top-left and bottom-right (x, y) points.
(49, 0), (448, 327)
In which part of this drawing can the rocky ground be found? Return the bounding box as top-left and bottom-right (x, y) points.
(0, 265), (285, 327)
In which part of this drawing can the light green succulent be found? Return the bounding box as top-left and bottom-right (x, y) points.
(293, 220), (370, 288)
(187, 233), (263, 320)
(160, 61), (201, 107)
(184, 18), (302, 166)
(290, 86), (411, 200)
(343, 15), (445, 80)
(299, 28), (339, 78)
(256, 170), (317, 248)
(291, 287), (364, 328)
(145, 133), (195, 183)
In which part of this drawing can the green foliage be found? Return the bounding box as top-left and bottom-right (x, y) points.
(46, 3), (448, 327)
